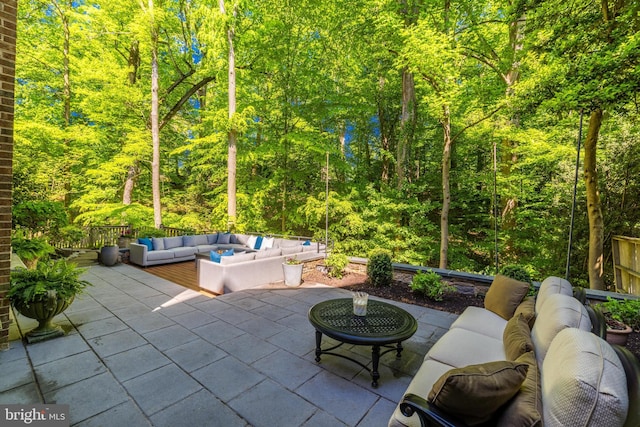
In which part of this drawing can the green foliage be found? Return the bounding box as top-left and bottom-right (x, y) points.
(598, 297), (640, 331)
(499, 265), (533, 284)
(410, 271), (456, 301)
(367, 248), (393, 287)
(325, 253), (348, 279)
(11, 232), (55, 268)
(12, 201), (68, 234)
(9, 259), (91, 305)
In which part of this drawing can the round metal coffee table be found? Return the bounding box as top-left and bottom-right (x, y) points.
(308, 298), (417, 387)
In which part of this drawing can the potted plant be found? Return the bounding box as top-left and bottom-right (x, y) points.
(11, 233), (55, 270)
(282, 257), (303, 287)
(100, 239), (120, 266)
(597, 297), (640, 346)
(9, 259), (91, 343)
(118, 227), (134, 249)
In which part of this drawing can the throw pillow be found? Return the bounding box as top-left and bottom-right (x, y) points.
(206, 233), (218, 245)
(303, 239), (311, 246)
(217, 233), (231, 245)
(428, 360), (529, 426)
(497, 351), (542, 427)
(138, 237), (153, 251)
(221, 249), (234, 257)
(514, 296), (536, 329)
(262, 237), (274, 250)
(484, 274), (530, 320)
(164, 236), (183, 249)
(247, 235), (258, 250)
(254, 235), (263, 250)
(209, 251), (222, 263)
(503, 314), (534, 361)
(151, 237), (164, 251)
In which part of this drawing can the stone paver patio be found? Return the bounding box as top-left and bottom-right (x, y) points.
(0, 263), (457, 427)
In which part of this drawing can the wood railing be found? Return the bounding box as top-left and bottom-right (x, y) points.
(51, 225), (196, 249)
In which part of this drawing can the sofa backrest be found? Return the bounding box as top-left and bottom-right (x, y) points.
(542, 328), (629, 427)
(531, 293), (592, 367)
(535, 276), (573, 314)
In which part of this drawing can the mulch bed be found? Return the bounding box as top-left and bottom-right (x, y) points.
(303, 266), (640, 361)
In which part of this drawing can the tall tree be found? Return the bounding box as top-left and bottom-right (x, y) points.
(219, 0), (237, 230)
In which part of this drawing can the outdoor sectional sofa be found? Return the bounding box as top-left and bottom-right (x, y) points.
(390, 275), (640, 427)
(129, 232), (323, 267)
(197, 244), (324, 294)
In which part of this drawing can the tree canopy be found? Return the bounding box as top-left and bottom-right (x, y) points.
(13, 0), (640, 288)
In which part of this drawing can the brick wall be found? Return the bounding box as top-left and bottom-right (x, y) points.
(0, 1), (16, 351)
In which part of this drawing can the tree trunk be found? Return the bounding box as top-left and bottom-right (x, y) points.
(220, 0), (237, 230)
(439, 105), (452, 269)
(61, 3), (71, 210)
(397, 68), (415, 190)
(584, 108), (605, 290)
(148, 0), (162, 228)
(123, 163), (137, 205)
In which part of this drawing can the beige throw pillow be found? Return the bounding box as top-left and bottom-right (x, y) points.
(484, 275), (530, 320)
(427, 360), (529, 426)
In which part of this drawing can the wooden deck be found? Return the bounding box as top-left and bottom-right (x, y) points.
(133, 260), (217, 297)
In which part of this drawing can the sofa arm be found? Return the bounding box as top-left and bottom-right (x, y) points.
(130, 243), (147, 267)
(400, 394), (467, 427)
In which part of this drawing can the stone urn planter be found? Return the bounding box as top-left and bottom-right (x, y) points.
(100, 245), (119, 266)
(13, 292), (74, 343)
(9, 259), (90, 343)
(282, 259), (303, 287)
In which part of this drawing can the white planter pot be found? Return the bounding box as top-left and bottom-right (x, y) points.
(282, 263), (303, 287)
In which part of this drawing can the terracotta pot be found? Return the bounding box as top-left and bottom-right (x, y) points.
(606, 325), (632, 346)
(14, 293), (74, 343)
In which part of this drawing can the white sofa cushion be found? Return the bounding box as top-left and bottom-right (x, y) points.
(164, 236), (183, 249)
(425, 328), (505, 367)
(531, 293), (591, 367)
(247, 235), (258, 250)
(147, 250), (174, 261)
(389, 359), (455, 427)
(542, 328), (628, 427)
(183, 234), (207, 247)
(535, 276), (573, 314)
(152, 237), (165, 251)
(220, 252), (256, 265)
(449, 306), (507, 340)
(281, 245), (303, 255)
(255, 247), (281, 259)
(262, 237), (275, 249)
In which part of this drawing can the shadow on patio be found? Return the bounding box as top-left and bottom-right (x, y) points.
(0, 263), (457, 427)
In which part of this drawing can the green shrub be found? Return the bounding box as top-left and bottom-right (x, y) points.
(499, 264), (537, 296)
(367, 248), (393, 287)
(499, 265), (532, 283)
(11, 231), (55, 269)
(410, 271), (456, 301)
(325, 253), (348, 279)
(598, 297), (640, 331)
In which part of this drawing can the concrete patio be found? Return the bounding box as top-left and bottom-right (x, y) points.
(0, 263), (457, 427)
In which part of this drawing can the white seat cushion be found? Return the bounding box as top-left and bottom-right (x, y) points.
(425, 328), (505, 367)
(389, 359), (454, 427)
(449, 306), (508, 340)
(542, 328), (628, 427)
